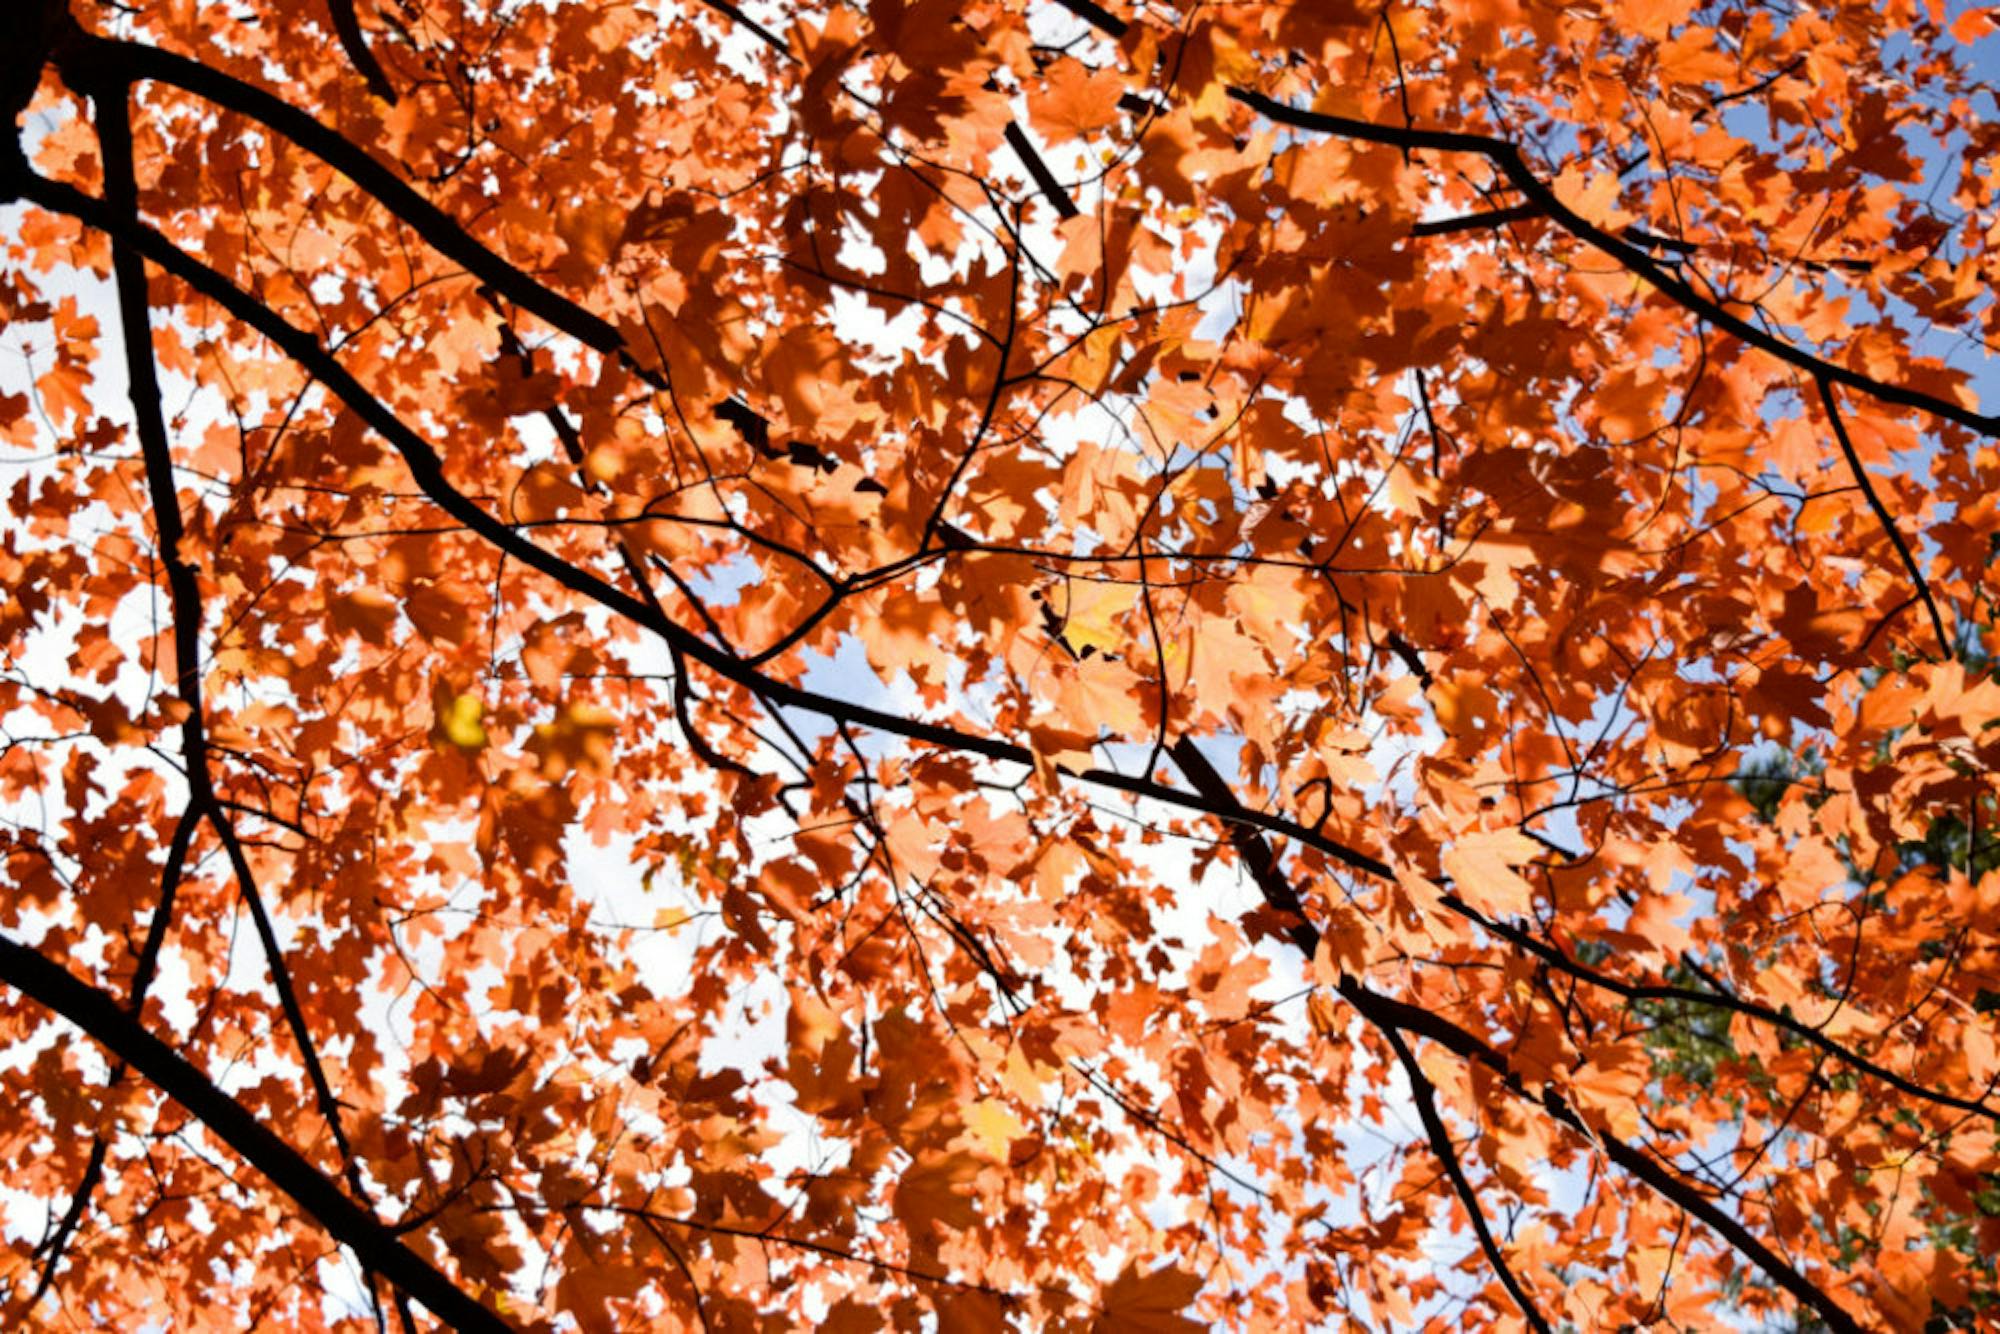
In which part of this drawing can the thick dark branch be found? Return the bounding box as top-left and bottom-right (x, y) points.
(1408, 203), (1541, 238)
(694, 0), (792, 59)
(1226, 88), (1513, 159)
(1168, 734), (1862, 1332)
(0, 1), (68, 158)
(1377, 1022), (1552, 1333)
(1227, 87), (1997, 438)
(15, 170), (1411, 887)
(1357, 975), (1860, 1330)
(86, 76), (404, 1326)
(210, 809), (370, 1157)
(0, 935), (512, 1333)
(24, 160), (1985, 1168)
(1816, 376), (1951, 654)
(56, 31), (627, 360)
(23, 170), (669, 647)
(1170, 737), (1318, 954)
(1004, 120), (1080, 219)
(1048, 0), (1128, 37)
(0, 17), (1914, 1331)
(326, 0), (397, 103)
(22, 178), (1965, 1320)
(92, 67), (369, 1190)
(23, 801), (199, 1315)
(1175, 710), (1993, 1126)
(1622, 225), (1698, 256)
(1584, 1109), (1857, 1332)
(95, 95), (200, 727)
(52, 25), (1986, 491)
(1166, 733), (1395, 888)
(1387, 986), (1861, 1329)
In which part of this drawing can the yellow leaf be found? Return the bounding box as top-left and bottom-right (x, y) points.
(437, 692), (488, 751)
(961, 1099), (1025, 1162)
(1057, 578), (1137, 654)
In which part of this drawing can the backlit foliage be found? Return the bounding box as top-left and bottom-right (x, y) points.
(2, 0), (2000, 1328)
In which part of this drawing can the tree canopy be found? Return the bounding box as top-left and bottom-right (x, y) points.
(3, 0), (2000, 1328)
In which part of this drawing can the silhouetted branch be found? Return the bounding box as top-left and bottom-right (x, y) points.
(1378, 1021), (1553, 1333)
(1005, 121), (1080, 219)
(1228, 86), (1996, 438)
(1409, 203), (1540, 238)
(327, 0), (397, 102)
(695, 0), (792, 59)
(1168, 729), (1863, 1333)
(56, 29), (627, 359)
(86, 75), (403, 1329)
(1048, 0), (1128, 37)
(1816, 375), (1951, 654)
(0, 934), (512, 1334)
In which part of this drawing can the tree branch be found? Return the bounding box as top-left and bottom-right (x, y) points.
(1048, 0), (1128, 38)
(1441, 889), (2000, 1126)
(1408, 203), (1541, 238)
(87, 77), (402, 1327)
(0, 161), (1911, 1332)
(1004, 121), (1080, 220)
(693, 0), (792, 59)
(1226, 86), (1996, 438)
(20, 802), (197, 1318)
(1376, 1021), (1552, 1333)
(1168, 732), (1863, 1332)
(1816, 375), (1952, 654)
(326, 0), (397, 103)
(12, 165), (1408, 895)
(53, 28), (626, 361)
(27, 155), (1981, 1168)
(0, 934), (512, 1334)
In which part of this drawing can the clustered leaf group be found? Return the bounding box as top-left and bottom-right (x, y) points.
(1, 0), (1998, 1328)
